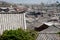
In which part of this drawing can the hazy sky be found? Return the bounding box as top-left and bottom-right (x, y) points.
(0, 0), (60, 4)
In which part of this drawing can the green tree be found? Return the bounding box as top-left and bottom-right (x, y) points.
(0, 29), (37, 40)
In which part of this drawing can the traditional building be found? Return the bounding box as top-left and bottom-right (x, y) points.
(0, 6), (27, 34)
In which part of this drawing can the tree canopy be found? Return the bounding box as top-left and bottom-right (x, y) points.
(0, 29), (37, 40)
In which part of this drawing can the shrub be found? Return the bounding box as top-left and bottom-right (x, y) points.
(0, 29), (37, 40)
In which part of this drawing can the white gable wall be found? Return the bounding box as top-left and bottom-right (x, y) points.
(0, 14), (25, 34)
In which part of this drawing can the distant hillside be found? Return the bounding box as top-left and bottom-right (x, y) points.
(0, 1), (17, 7)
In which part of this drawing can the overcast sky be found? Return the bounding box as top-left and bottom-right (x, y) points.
(0, 0), (60, 4)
